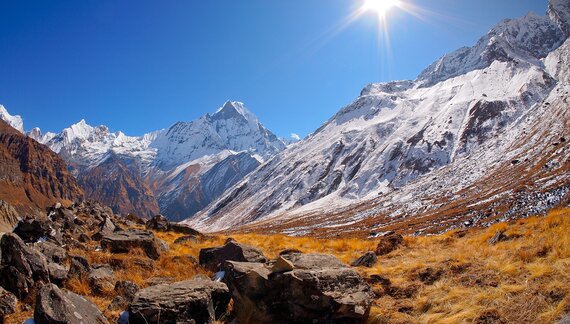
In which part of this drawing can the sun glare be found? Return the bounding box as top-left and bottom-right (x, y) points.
(363, 0), (401, 16)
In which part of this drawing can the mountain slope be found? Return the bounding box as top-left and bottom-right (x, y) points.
(13, 101), (285, 219)
(186, 2), (570, 234)
(0, 119), (84, 215)
(77, 153), (160, 217)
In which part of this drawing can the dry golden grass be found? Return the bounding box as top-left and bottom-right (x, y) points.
(4, 207), (569, 323)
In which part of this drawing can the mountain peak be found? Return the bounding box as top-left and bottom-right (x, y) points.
(212, 101), (257, 123)
(0, 105), (24, 133)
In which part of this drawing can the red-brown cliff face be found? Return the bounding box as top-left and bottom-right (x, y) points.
(0, 119), (84, 215)
(78, 154), (159, 218)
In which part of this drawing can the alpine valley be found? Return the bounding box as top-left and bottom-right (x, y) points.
(1, 101), (286, 221)
(1, 0), (569, 236)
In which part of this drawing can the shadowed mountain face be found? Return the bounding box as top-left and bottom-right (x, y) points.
(0, 119), (83, 216)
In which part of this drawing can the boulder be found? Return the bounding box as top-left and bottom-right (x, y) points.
(114, 280), (140, 302)
(224, 253), (374, 323)
(269, 256), (295, 273)
(91, 217), (116, 241)
(199, 240), (267, 272)
(168, 223), (203, 236)
(13, 218), (55, 243)
(48, 262), (68, 285)
(36, 241), (67, 265)
(157, 238), (169, 253)
(146, 277), (176, 286)
(0, 287), (17, 320)
(34, 283), (109, 324)
(351, 252), (378, 267)
(87, 265), (115, 294)
(145, 214), (169, 231)
(101, 230), (161, 260)
(375, 233), (404, 256)
(129, 277), (230, 324)
(67, 256), (90, 280)
(0, 233), (49, 299)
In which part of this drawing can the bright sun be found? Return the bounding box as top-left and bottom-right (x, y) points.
(363, 0), (401, 15)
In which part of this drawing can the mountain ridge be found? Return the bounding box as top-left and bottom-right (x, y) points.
(184, 0), (570, 234)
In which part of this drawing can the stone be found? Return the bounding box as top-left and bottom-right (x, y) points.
(157, 238), (169, 253)
(114, 280), (140, 302)
(375, 233), (404, 256)
(351, 251), (378, 267)
(36, 241), (67, 265)
(269, 256), (294, 273)
(278, 248), (303, 256)
(34, 283), (109, 324)
(48, 262), (68, 285)
(145, 214), (169, 231)
(88, 265), (115, 294)
(168, 223), (203, 236)
(0, 233), (49, 299)
(101, 229), (161, 260)
(0, 287), (17, 320)
(67, 256), (90, 280)
(129, 277), (230, 324)
(224, 253), (374, 323)
(13, 218), (54, 243)
(146, 277), (176, 286)
(199, 240), (267, 272)
(106, 295), (127, 312)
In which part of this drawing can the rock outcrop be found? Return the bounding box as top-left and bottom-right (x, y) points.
(34, 283), (109, 324)
(101, 230), (161, 260)
(223, 253), (374, 323)
(199, 240), (267, 272)
(129, 277), (230, 324)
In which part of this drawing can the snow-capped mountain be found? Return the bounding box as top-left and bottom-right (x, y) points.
(2, 101), (285, 219)
(185, 1), (570, 234)
(0, 105), (24, 133)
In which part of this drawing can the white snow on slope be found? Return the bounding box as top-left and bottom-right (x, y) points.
(0, 105), (24, 133)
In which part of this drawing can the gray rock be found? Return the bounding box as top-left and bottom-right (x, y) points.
(34, 283), (109, 324)
(129, 277), (230, 324)
(224, 253), (374, 323)
(351, 252), (378, 267)
(199, 240), (267, 272)
(88, 265), (115, 294)
(101, 230), (161, 260)
(168, 223), (203, 236)
(67, 255), (90, 280)
(157, 238), (169, 253)
(48, 262), (68, 285)
(0, 286), (17, 320)
(145, 214), (169, 231)
(114, 280), (140, 301)
(0, 233), (49, 299)
(36, 241), (67, 265)
(13, 218), (54, 243)
(92, 218), (116, 242)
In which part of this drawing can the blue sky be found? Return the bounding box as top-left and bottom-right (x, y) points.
(0, 0), (549, 138)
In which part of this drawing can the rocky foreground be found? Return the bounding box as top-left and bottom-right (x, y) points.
(0, 201), (569, 323)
